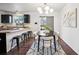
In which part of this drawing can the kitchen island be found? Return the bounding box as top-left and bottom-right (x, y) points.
(0, 29), (31, 54)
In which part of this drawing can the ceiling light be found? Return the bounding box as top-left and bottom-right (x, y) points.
(37, 3), (54, 14)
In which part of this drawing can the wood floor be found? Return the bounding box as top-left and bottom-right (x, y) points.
(7, 37), (34, 55)
(7, 36), (78, 55)
(58, 37), (78, 55)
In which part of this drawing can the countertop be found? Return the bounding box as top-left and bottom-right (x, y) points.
(0, 28), (31, 33)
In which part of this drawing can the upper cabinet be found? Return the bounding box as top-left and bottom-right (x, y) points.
(1, 14), (30, 24)
(1, 14), (13, 23)
(24, 14), (30, 23)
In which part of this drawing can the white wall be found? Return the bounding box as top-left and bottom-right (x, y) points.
(54, 11), (61, 34)
(60, 3), (79, 54)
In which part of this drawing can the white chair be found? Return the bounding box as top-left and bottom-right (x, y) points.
(41, 36), (53, 55)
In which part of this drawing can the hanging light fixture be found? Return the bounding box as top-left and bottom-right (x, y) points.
(37, 3), (54, 14)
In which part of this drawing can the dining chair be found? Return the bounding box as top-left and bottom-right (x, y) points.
(41, 36), (53, 55)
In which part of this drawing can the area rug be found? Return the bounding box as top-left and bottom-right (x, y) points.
(26, 39), (66, 55)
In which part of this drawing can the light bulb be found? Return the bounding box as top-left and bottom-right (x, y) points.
(37, 7), (43, 14)
(50, 9), (54, 13)
(44, 6), (49, 11)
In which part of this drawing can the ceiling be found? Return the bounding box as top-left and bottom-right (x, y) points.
(0, 3), (66, 13)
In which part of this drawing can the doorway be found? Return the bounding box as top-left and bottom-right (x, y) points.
(40, 16), (54, 31)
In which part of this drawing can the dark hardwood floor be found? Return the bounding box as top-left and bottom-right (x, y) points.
(7, 35), (78, 55)
(58, 36), (78, 55)
(7, 37), (34, 55)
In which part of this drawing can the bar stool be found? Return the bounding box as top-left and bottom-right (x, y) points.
(21, 32), (28, 45)
(27, 31), (32, 39)
(11, 35), (21, 50)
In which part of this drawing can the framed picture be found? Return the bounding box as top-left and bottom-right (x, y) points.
(63, 8), (77, 28)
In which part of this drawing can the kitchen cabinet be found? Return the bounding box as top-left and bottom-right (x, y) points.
(1, 14), (13, 23)
(24, 14), (30, 23)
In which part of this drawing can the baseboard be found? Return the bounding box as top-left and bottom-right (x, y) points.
(58, 36), (78, 55)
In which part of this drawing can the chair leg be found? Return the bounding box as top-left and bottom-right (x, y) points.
(21, 35), (24, 46)
(24, 34), (26, 42)
(53, 35), (57, 52)
(11, 39), (14, 48)
(54, 41), (57, 52)
(16, 38), (19, 50)
(26, 34), (27, 41)
(43, 46), (44, 55)
(23, 34), (27, 45)
(47, 48), (49, 55)
(22, 35), (25, 45)
(50, 46), (52, 55)
(43, 40), (44, 55)
(28, 33), (29, 39)
(50, 40), (52, 55)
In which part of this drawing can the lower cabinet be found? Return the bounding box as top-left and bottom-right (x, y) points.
(0, 33), (7, 55)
